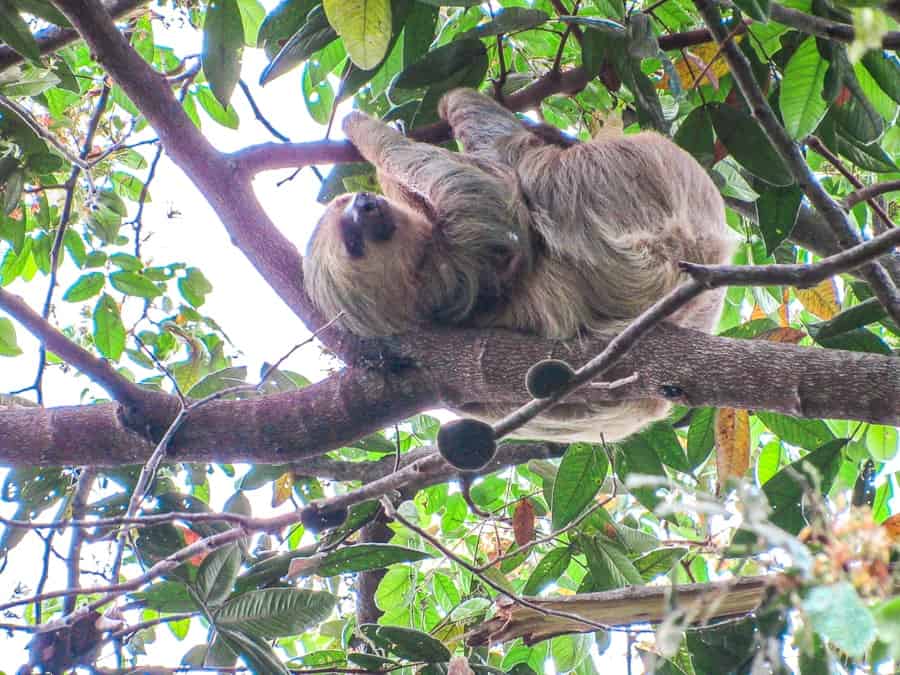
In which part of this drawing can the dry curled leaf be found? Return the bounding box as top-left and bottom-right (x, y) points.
(272, 471), (294, 507)
(715, 408), (750, 494)
(756, 327), (806, 343)
(512, 498), (536, 547)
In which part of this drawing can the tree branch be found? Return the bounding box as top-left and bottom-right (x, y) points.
(0, 0), (149, 73)
(770, 3), (900, 50)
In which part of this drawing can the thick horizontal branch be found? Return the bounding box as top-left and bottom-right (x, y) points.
(466, 575), (773, 645)
(2, 324), (896, 466)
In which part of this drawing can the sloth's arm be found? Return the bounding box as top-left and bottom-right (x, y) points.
(343, 110), (499, 201)
(438, 88), (524, 157)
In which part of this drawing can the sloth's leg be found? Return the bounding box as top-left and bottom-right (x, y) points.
(438, 88), (525, 156)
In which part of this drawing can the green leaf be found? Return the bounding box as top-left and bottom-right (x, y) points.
(687, 407), (716, 469)
(62, 272), (105, 302)
(551, 443), (608, 529)
(461, 8), (548, 39)
(615, 432), (667, 512)
(202, 0), (245, 107)
(312, 544), (431, 577)
(866, 424), (898, 462)
(761, 438), (846, 534)
(756, 184), (803, 254)
(301, 61), (335, 124)
(641, 422), (690, 473)
(215, 588), (336, 637)
(402, 1), (437, 68)
(709, 103), (793, 186)
(394, 38), (486, 89)
(675, 107), (715, 167)
(195, 544), (241, 605)
(755, 411), (834, 450)
(178, 267), (213, 307)
(831, 78), (883, 145)
(130, 580), (199, 612)
(214, 627), (289, 675)
(581, 534), (643, 591)
(258, 0), (318, 54)
(196, 84), (240, 129)
(0, 317), (22, 356)
(633, 547), (687, 581)
(809, 298), (885, 339)
(733, 0), (771, 21)
(833, 133), (898, 173)
(0, 167), (23, 215)
(109, 271), (163, 299)
(861, 50), (900, 105)
(523, 547), (572, 596)
(323, 0), (391, 70)
(0, 0), (41, 63)
(803, 582), (875, 658)
(187, 366), (248, 398)
(358, 624), (451, 662)
(809, 325), (891, 355)
(92, 294), (126, 360)
(15, 0), (70, 26)
(109, 253), (142, 272)
(780, 38), (829, 139)
(260, 5), (337, 85)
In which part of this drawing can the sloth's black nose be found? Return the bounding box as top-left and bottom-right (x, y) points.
(348, 192), (395, 242)
(354, 192), (378, 212)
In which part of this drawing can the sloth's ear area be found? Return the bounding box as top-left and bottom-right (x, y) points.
(498, 249), (527, 285)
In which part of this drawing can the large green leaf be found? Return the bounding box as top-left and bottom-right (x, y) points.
(257, 0), (318, 55)
(62, 272), (105, 302)
(551, 442), (608, 529)
(393, 37), (486, 89)
(358, 624), (451, 662)
(323, 0), (391, 70)
(215, 588), (336, 637)
(260, 5), (337, 85)
(755, 411), (835, 450)
(461, 7), (548, 38)
(687, 407), (716, 469)
(202, 0), (245, 107)
(580, 534), (643, 591)
(309, 543), (431, 577)
(756, 184), (803, 254)
(92, 294), (125, 360)
(779, 37), (829, 139)
(760, 438), (846, 534)
(214, 627), (290, 674)
(196, 544), (241, 605)
(710, 103), (794, 186)
(109, 271), (163, 299)
(522, 547), (571, 596)
(861, 50), (900, 105)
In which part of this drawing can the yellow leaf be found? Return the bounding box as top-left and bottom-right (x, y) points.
(750, 305), (768, 321)
(795, 279), (840, 319)
(272, 471), (294, 507)
(779, 288), (790, 326)
(323, 0), (391, 70)
(715, 408), (750, 494)
(658, 39), (737, 90)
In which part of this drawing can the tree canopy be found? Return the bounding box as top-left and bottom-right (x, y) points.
(0, 0), (899, 672)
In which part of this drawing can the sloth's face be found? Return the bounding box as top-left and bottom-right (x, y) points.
(303, 192), (434, 336)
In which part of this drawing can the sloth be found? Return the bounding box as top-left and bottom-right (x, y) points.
(304, 88), (736, 442)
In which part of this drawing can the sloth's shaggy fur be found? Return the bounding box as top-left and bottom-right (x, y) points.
(304, 89), (736, 441)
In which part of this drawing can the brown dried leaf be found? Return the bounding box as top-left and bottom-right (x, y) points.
(512, 498), (535, 547)
(755, 327), (806, 343)
(715, 408), (751, 494)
